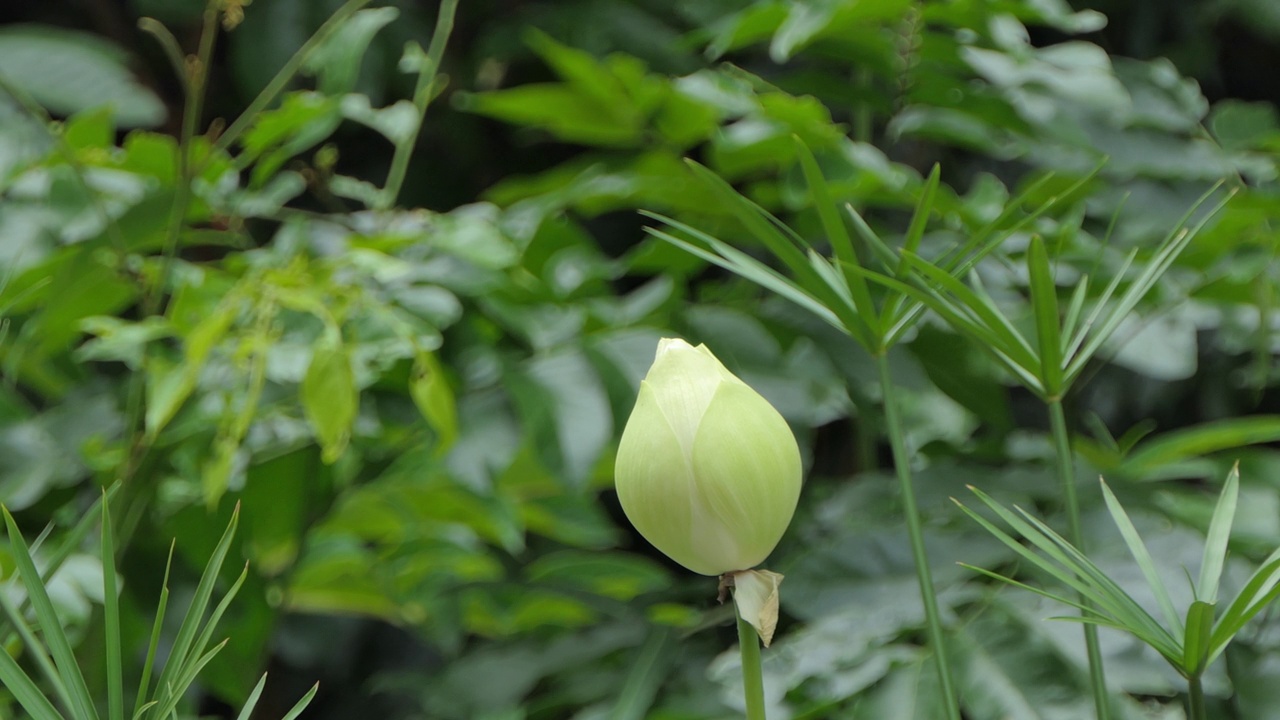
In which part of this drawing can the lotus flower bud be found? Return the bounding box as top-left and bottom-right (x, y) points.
(615, 338), (802, 577)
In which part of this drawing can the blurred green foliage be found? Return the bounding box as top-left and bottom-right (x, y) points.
(0, 0), (1278, 718)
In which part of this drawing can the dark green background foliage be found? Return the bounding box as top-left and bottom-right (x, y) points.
(0, 0), (1278, 717)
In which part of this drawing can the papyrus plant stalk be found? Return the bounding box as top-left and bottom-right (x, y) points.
(643, 139), (1096, 719)
(859, 183), (1233, 719)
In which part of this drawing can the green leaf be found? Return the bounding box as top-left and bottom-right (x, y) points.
(1026, 236), (1064, 396)
(1098, 479), (1181, 633)
(608, 628), (674, 720)
(0, 579), (69, 719)
(0, 636), (63, 720)
(1183, 600), (1215, 676)
(302, 331), (358, 464)
(301, 6), (399, 95)
(792, 136), (879, 339)
(150, 506), (240, 718)
(0, 25), (166, 127)
(1209, 553), (1280, 663)
(524, 551), (670, 601)
(411, 351), (458, 455)
(1209, 100), (1280, 152)
(1120, 416), (1280, 478)
(2, 507), (98, 720)
(234, 674), (269, 720)
(1197, 465), (1240, 605)
(280, 683), (320, 720)
(679, 160), (866, 338)
(1064, 185), (1232, 385)
(132, 544), (172, 718)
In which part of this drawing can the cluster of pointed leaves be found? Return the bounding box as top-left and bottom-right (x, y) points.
(956, 466), (1280, 679)
(0, 491), (317, 720)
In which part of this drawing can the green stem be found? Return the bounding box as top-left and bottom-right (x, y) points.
(117, 0), (221, 545)
(736, 609), (766, 720)
(378, 0), (459, 209)
(213, 0), (374, 154)
(1187, 674), (1206, 720)
(876, 354), (962, 720)
(1048, 398), (1110, 720)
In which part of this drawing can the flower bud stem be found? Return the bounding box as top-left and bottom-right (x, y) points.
(877, 354), (961, 720)
(736, 606), (767, 720)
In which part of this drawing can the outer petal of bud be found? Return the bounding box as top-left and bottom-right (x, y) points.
(615, 338), (802, 576)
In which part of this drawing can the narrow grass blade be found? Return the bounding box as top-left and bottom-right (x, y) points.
(965, 488), (1175, 646)
(2, 508), (99, 720)
(854, 266), (1045, 390)
(953, 498), (1117, 611)
(609, 627), (674, 720)
(0, 642), (65, 720)
(0, 578), (71, 713)
(1061, 249), (1135, 365)
(643, 226), (847, 334)
(102, 494), (124, 720)
(1027, 236), (1065, 396)
(901, 254), (1041, 373)
(183, 564), (249, 681)
(1197, 465), (1240, 604)
(683, 161), (815, 272)
(937, 165), (1095, 278)
(1099, 479), (1182, 633)
(1065, 187), (1232, 384)
(1119, 416), (1280, 478)
(844, 204), (901, 269)
(1060, 276), (1090, 356)
(879, 165), (941, 325)
(793, 137), (881, 337)
(960, 563), (1095, 615)
(152, 505), (240, 715)
(900, 164), (940, 271)
(133, 542), (173, 718)
(1209, 552), (1280, 662)
(151, 639), (230, 720)
(1009, 503), (1175, 645)
(235, 674), (270, 720)
(280, 683), (320, 720)
(0, 484), (122, 644)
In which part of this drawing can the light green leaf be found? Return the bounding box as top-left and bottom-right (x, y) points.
(0, 25), (165, 126)
(302, 331), (358, 464)
(2, 507), (98, 720)
(1197, 465), (1240, 605)
(1026, 236), (1064, 396)
(411, 351), (458, 455)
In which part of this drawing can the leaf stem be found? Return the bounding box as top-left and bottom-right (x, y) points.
(1187, 674), (1206, 720)
(213, 0), (374, 154)
(1048, 398), (1110, 720)
(736, 608), (766, 720)
(876, 353), (962, 720)
(378, 0), (459, 209)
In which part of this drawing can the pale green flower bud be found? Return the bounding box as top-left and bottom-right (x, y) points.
(615, 338), (802, 577)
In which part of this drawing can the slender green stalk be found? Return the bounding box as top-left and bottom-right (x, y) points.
(1187, 675), (1206, 720)
(736, 609), (766, 720)
(117, 0), (221, 548)
(876, 354), (961, 720)
(214, 0), (374, 154)
(379, 0), (459, 209)
(1048, 398), (1110, 720)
